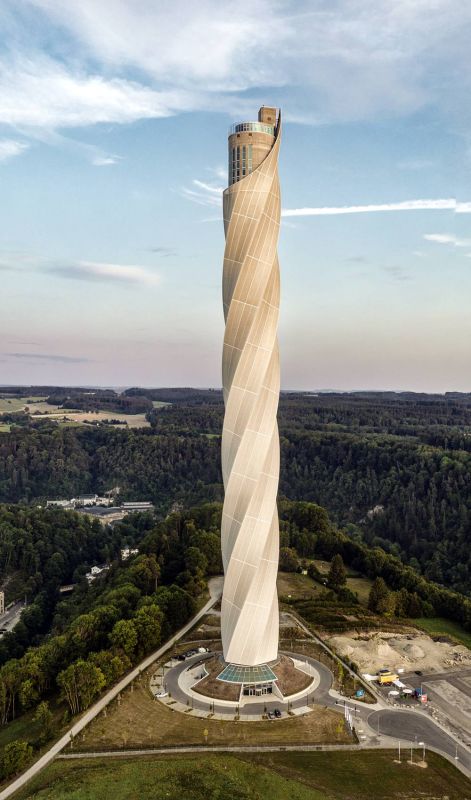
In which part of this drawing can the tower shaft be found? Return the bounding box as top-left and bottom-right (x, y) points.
(220, 107), (281, 666)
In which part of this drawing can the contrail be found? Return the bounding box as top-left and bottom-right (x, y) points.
(282, 199), (471, 217)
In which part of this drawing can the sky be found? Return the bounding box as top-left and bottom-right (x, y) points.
(0, 0), (470, 392)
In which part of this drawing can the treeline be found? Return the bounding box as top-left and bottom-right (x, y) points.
(0, 505), (124, 664)
(278, 501), (471, 629)
(0, 498), (470, 778)
(46, 390), (152, 415)
(281, 431), (471, 594)
(0, 426), (222, 510)
(0, 501), (223, 730)
(0, 390), (470, 594)
(124, 387), (223, 405)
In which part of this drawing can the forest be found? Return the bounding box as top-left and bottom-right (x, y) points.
(0, 388), (470, 594)
(0, 497), (470, 780)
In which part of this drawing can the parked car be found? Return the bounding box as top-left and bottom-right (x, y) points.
(155, 690), (168, 698)
(274, 709), (282, 718)
(415, 670), (423, 676)
(267, 711), (274, 719)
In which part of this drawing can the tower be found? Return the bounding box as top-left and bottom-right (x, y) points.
(220, 106), (281, 667)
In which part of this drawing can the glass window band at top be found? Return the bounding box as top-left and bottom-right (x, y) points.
(229, 121), (275, 136)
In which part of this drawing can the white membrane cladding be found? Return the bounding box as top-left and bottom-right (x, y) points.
(220, 114), (281, 666)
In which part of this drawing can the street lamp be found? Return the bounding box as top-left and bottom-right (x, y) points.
(418, 741), (425, 762)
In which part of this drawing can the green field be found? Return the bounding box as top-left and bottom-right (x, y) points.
(413, 616), (471, 649)
(345, 576), (374, 605)
(277, 571), (319, 600)
(0, 396), (47, 413)
(14, 750), (471, 800)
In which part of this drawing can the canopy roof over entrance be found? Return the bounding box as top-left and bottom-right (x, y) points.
(217, 663), (277, 685)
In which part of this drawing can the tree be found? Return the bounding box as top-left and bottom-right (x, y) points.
(18, 679), (38, 710)
(57, 660), (105, 715)
(1, 739), (32, 779)
(279, 547), (299, 572)
(327, 554), (347, 589)
(191, 531), (222, 574)
(184, 547), (208, 575)
(368, 577), (390, 613)
(89, 651), (130, 686)
(133, 603), (163, 655)
(109, 619), (137, 658)
(33, 700), (53, 743)
(129, 554), (161, 594)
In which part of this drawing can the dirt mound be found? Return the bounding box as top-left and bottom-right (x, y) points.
(327, 631), (471, 674)
(403, 643), (425, 659)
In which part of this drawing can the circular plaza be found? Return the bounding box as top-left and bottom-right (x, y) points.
(150, 650), (324, 720)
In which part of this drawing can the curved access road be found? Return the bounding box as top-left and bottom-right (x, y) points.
(368, 709), (471, 775)
(163, 650), (333, 716)
(0, 577), (223, 800)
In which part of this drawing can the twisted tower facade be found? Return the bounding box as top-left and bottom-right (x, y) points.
(220, 107), (281, 667)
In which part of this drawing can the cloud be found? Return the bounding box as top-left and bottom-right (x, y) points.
(423, 233), (471, 247)
(148, 247), (176, 257)
(346, 255), (368, 264)
(282, 199), (471, 217)
(0, 139), (29, 162)
(0, 250), (161, 286)
(193, 179), (224, 195)
(6, 341), (41, 346)
(0, 0), (468, 137)
(209, 166), (227, 182)
(0, 56), (190, 128)
(181, 179), (223, 208)
(46, 261), (161, 286)
(92, 155), (121, 166)
(383, 265), (411, 282)
(5, 352), (90, 363)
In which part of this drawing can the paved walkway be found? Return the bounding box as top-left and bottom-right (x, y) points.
(55, 740), (471, 779)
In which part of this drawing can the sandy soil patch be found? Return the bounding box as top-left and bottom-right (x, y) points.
(327, 631), (471, 673)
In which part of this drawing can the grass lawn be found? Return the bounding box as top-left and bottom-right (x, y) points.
(346, 576), (374, 605)
(0, 396), (47, 414)
(29, 408), (150, 428)
(413, 617), (471, 649)
(15, 750), (471, 800)
(15, 754), (326, 800)
(0, 694), (68, 753)
(0, 709), (39, 751)
(311, 562), (373, 605)
(277, 572), (319, 600)
(243, 749), (471, 800)
(77, 678), (351, 751)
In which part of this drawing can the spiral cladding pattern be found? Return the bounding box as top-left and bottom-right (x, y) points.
(220, 112), (281, 666)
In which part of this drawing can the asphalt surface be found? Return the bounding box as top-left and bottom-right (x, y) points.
(164, 650), (471, 779)
(0, 601), (25, 635)
(368, 709), (471, 772)
(163, 650), (334, 715)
